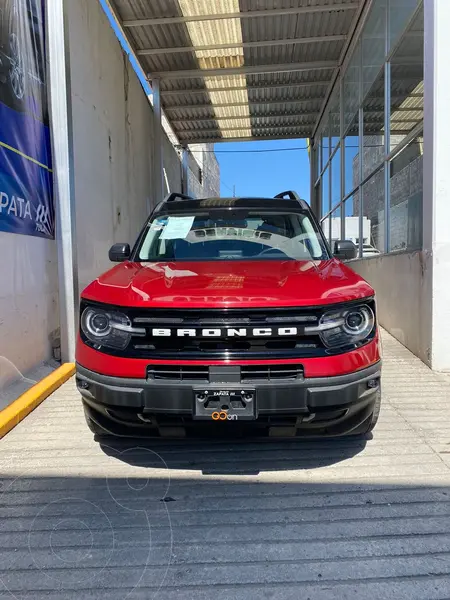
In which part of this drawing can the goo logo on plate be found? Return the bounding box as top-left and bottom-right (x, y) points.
(212, 411), (238, 421)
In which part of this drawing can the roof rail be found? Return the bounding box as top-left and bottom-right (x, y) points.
(274, 190), (301, 200)
(274, 190), (309, 210)
(164, 192), (194, 202)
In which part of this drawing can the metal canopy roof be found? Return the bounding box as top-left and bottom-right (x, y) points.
(108, 0), (364, 144)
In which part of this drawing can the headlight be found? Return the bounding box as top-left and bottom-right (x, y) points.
(308, 304), (375, 349)
(81, 307), (145, 350)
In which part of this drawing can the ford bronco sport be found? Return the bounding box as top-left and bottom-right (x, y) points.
(76, 191), (381, 438)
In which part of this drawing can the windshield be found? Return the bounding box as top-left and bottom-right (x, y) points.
(136, 211), (329, 262)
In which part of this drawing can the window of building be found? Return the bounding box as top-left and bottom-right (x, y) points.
(330, 91), (340, 152)
(331, 147), (341, 208)
(343, 41), (361, 132)
(316, 136), (322, 177)
(362, 0), (387, 98)
(321, 165), (330, 219)
(390, 6), (424, 151)
(314, 0), (423, 261)
(389, 134), (423, 252)
(321, 118), (330, 169)
(329, 204), (342, 248)
(362, 66), (385, 181)
(389, 0), (421, 50)
(362, 168), (385, 253)
(343, 192), (360, 249)
(344, 114), (359, 196)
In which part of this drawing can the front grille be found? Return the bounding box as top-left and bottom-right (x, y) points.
(148, 365), (209, 381)
(241, 365), (303, 382)
(129, 307), (323, 360)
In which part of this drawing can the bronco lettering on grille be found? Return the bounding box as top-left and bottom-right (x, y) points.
(151, 328), (299, 338)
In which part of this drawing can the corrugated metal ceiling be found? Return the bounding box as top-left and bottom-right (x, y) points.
(110, 0), (363, 143)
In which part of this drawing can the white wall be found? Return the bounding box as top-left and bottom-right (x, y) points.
(423, 0), (450, 372)
(0, 234), (59, 388)
(349, 251), (432, 366)
(66, 0), (182, 292)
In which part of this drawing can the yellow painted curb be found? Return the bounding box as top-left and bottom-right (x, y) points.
(0, 363), (76, 439)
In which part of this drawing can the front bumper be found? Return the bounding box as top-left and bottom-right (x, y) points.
(76, 362), (381, 437)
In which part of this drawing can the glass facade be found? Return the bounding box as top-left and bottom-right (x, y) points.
(315, 0), (423, 258)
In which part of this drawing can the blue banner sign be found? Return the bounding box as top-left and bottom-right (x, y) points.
(0, 0), (54, 239)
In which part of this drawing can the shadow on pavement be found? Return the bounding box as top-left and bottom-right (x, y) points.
(99, 435), (368, 475)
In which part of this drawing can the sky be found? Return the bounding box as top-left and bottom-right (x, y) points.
(99, 0), (312, 203)
(214, 139), (311, 202)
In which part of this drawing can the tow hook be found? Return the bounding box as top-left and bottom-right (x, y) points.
(138, 414), (153, 424)
(302, 413), (316, 423)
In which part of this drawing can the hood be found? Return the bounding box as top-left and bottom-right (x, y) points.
(81, 260), (374, 309)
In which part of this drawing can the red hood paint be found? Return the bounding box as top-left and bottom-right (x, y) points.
(81, 260), (374, 308)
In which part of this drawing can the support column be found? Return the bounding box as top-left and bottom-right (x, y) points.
(383, 0), (391, 254)
(423, 0), (450, 371)
(47, 0), (78, 363)
(340, 77), (345, 242)
(181, 146), (189, 195)
(309, 142), (320, 218)
(152, 78), (164, 203)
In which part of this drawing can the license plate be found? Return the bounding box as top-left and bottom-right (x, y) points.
(193, 389), (256, 421)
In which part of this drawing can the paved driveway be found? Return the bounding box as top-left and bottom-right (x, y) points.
(1, 331), (450, 599)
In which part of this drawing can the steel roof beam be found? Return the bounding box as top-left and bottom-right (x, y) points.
(123, 3), (359, 27)
(176, 134), (310, 144)
(170, 111), (319, 124)
(161, 81), (331, 96)
(149, 61), (337, 81)
(138, 35), (346, 56)
(164, 97), (324, 112)
(161, 81), (423, 96)
(369, 107), (424, 113)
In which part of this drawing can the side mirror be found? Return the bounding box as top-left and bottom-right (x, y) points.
(334, 240), (357, 261)
(109, 243), (130, 262)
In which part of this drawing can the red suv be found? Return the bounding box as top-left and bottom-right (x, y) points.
(76, 192), (381, 438)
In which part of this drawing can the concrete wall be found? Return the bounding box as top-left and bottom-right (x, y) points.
(349, 251), (432, 365)
(162, 136), (182, 197)
(66, 0), (182, 292)
(188, 144), (220, 198)
(0, 234), (59, 389)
